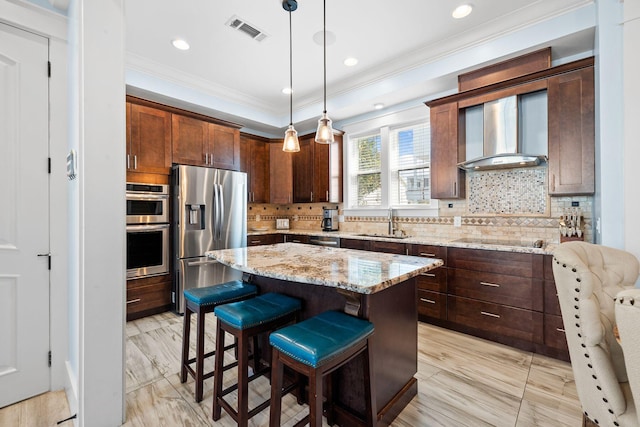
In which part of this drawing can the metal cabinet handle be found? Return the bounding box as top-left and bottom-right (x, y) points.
(326, 190), (329, 200)
(134, 155), (137, 170)
(420, 252), (436, 257)
(551, 174), (556, 192)
(205, 153), (209, 165)
(420, 298), (436, 304)
(421, 272), (436, 277)
(126, 154), (130, 169)
(556, 327), (565, 333)
(480, 281), (500, 288)
(250, 240), (262, 244)
(480, 311), (500, 318)
(310, 191), (313, 202)
(126, 298), (141, 305)
(453, 182), (457, 197)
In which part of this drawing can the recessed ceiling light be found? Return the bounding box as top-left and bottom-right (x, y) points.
(344, 57), (358, 67)
(374, 103), (384, 110)
(452, 4), (473, 19)
(172, 39), (190, 50)
(282, 87), (292, 95)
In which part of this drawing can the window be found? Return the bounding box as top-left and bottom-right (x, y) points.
(349, 134), (382, 206)
(346, 120), (432, 210)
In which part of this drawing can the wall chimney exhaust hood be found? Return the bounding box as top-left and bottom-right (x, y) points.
(457, 95), (547, 171)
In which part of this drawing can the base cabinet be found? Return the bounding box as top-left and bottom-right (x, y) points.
(247, 234), (284, 246)
(126, 274), (172, 321)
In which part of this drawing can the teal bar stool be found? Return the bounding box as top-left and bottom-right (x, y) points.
(269, 310), (376, 427)
(212, 292), (302, 427)
(180, 280), (258, 402)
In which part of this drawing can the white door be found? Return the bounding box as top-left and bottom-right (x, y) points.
(0, 22), (50, 408)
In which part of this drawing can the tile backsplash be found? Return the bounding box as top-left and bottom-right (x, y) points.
(248, 166), (593, 245)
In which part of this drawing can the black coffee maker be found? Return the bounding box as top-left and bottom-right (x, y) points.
(321, 207), (339, 231)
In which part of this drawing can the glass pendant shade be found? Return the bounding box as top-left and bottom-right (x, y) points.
(283, 124), (300, 152)
(314, 112), (335, 144)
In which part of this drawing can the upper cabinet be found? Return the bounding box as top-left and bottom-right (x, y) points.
(547, 67), (595, 195)
(269, 142), (293, 204)
(429, 102), (464, 199)
(126, 102), (172, 175)
(172, 114), (240, 171)
(240, 134), (270, 203)
(292, 134), (343, 203)
(427, 54), (595, 198)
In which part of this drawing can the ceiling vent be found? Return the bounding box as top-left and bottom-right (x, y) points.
(226, 16), (268, 42)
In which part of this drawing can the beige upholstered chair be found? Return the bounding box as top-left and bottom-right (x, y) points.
(553, 241), (640, 426)
(617, 288), (640, 425)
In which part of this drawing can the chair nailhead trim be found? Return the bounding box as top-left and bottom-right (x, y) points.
(576, 278), (581, 282)
(574, 305), (579, 309)
(609, 409), (614, 414)
(631, 298), (635, 305)
(574, 297), (579, 301)
(572, 268), (577, 272)
(597, 385), (602, 390)
(575, 314), (580, 319)
(588, 363), (592, 368)
(576, 323), (580, 328)
(578, 333), (582, 338)
(603, 398), (608, 403)
(620, 297), (625, 303)
(581, 343), (586, 348)
(575, 288), (580, 292)
(592, 374), (597, 379)
(614, 421), (619, 425)
(584, 353), (589, 358)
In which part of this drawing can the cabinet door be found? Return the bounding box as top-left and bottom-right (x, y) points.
(292, 136), (314, 202)
(171, 114), (208, 166)
(369, 240), (406, 254)
(313, 135), (343, 203)
(209, 123), (240, 171)
(250, 140), (269, 203)
(125, 102), (132, 168)
(430, 102), (464, 199)
(548, 67), (595, 195)
(269, 142), (293, 204)
(129, 103), (172, 174)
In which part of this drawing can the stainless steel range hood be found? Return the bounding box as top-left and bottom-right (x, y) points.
(457, 95), (547, 171)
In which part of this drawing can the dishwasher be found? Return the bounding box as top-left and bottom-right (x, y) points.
(308, 235), (341, 248)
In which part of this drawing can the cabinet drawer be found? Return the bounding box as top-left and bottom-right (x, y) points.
(544, 314), (568, 351)
(369, 240), (405, 254)
(417, 289), (446, 320)
(284, 234), (310, 244)
(409, 244), (447, 266)
(127, 280), (171, 319)
(448, 268), (542, 311)
(340, 238), (370, 251)
(544, 280), (561, 316)
(416, 267), (447, 293)
(448, 247), (535, 277)
(447, 296), (543, 343)
(247, 234), (283, 246)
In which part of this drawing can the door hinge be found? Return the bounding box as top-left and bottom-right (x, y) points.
(38, 253), (52, 270)
(48, 351), (51, 367)
(48, 61), (51, 78)
(48, 157), (51, 174)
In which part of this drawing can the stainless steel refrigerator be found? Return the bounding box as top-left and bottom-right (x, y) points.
(172, 165), (247, 314)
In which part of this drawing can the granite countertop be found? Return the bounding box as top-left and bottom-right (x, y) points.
(247, 229), (555, 254)
(205, 242), (443, 294)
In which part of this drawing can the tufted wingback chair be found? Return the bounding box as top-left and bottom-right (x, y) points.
(616, 288), (640, 426)
(553, 241), (640, 426)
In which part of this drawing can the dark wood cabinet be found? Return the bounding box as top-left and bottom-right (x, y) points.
(542, 255), (569, 355)
(429, 102), (464, 199)
(369, 240), (406, 254)
(240, 134), (270, 203)
(292, 134), (343, 203)
(126, 274), (172, 321)
(269, 142), (293, 204)
(171, 114), (240, 170)
(417, 289), (446, 320)
(247, 234), (284, 246)
(548, 66), (595, 195)
(126, 102), (172, 176)
(340, 238), (370, 251)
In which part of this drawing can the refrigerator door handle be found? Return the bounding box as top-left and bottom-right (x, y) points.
(186, 259), (219, 267)
(212, 182), (220, 242)
(217, 184), (225, 241)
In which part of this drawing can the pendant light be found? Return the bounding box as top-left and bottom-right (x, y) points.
(314, 0), (335, 144)
(282, 0), (300, 152)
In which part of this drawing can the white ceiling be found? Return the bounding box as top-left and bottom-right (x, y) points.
(124, 0), (596, 137)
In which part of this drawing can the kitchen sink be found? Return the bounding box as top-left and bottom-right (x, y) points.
(356, 233), (410, 240)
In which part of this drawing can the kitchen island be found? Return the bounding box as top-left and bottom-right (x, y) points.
(206, 243), (442, 426)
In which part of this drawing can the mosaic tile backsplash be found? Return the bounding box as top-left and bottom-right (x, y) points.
(467, 168), (547, 215)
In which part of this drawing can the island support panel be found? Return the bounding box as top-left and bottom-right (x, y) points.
(246, 275), (418, 426)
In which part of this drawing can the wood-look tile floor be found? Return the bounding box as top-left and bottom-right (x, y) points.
(0, 311), (583, 426)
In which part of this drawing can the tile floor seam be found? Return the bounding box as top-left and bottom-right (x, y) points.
(513, 355), (535, 426)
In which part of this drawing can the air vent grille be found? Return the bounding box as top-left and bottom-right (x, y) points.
(225, 15), (268, 42)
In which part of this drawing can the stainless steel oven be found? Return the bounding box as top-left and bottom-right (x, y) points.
(126, 223), (170, 279)
(126, 182), (169, 224)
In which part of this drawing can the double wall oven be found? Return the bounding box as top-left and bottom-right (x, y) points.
(126, 183), (170, 279)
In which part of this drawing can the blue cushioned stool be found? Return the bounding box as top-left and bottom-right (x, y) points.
(269, 310), (376, 427)
(212, 292), (301, 427)
(180, 280), (257, 402)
